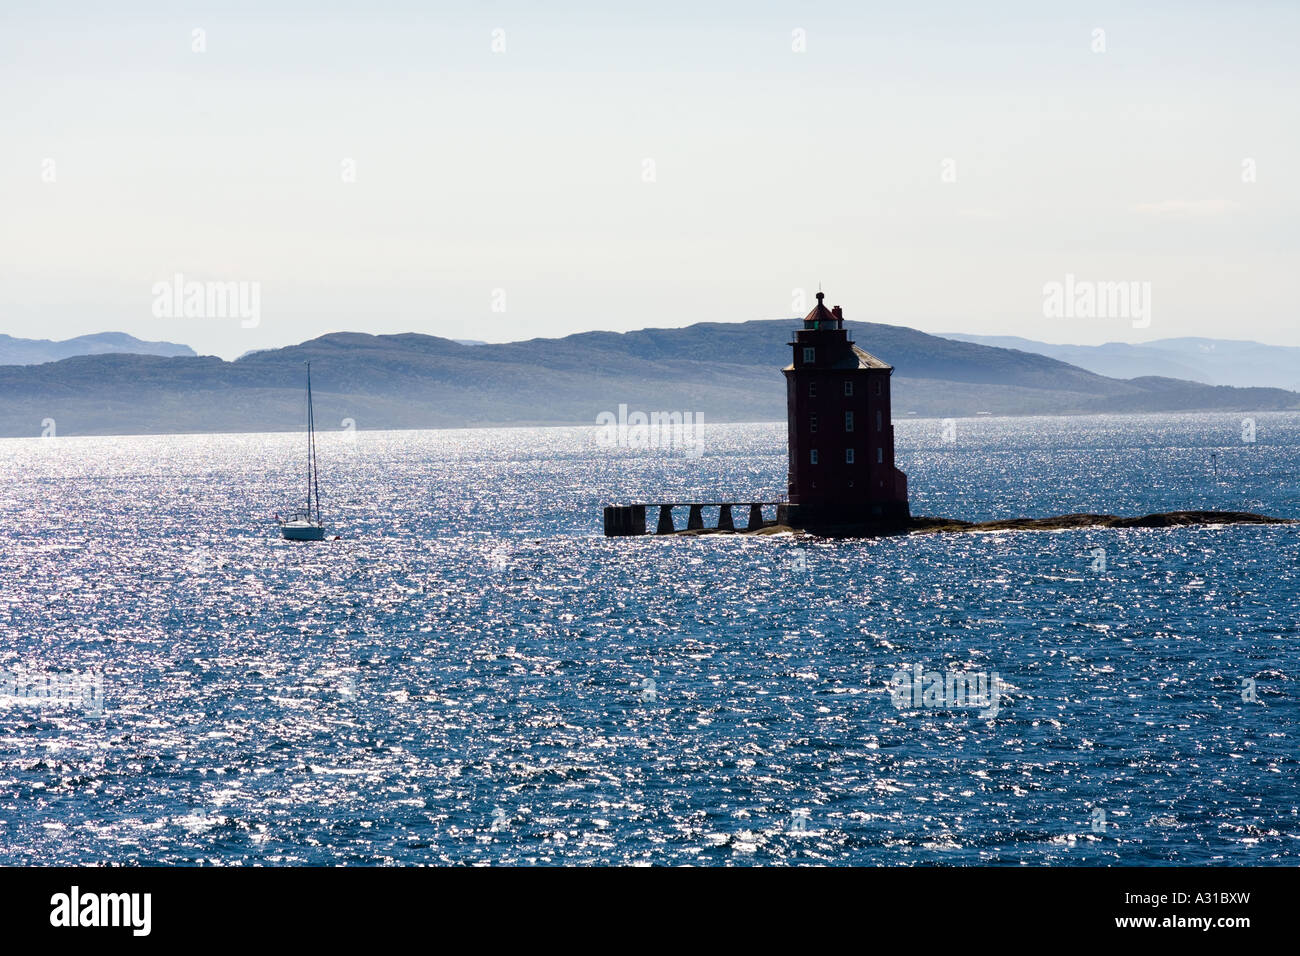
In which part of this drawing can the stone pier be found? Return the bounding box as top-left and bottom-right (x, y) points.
(603, 501), (780, 536)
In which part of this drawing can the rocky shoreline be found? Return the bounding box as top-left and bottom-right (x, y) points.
(907, 510), (1296, 534)
(675, 510), (1296, 537)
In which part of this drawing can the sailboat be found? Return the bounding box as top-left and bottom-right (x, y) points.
(280, 362), (327, 541)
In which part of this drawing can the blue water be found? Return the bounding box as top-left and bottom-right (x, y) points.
(1, 412), (1297, 865)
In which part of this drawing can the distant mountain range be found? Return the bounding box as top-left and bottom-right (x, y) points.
(0, 331), (195, 365)
(0, 320), (1296, 436)
(944, 334), (1300, 391)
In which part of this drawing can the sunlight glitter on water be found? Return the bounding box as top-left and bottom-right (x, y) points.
(0, 413), (1297, 864)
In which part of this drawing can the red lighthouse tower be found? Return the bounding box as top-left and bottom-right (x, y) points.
(776, 292), (910, 533)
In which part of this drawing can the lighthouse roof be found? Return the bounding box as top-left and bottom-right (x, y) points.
(782, 344), (891, 372)
(803, 293), (840, 329)
(847, 344), (892, 370)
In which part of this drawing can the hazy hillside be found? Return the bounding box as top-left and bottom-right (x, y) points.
(945, 334), (1300, 390)
(0, 331), (196, 365)
(0, 320), (1296, 436)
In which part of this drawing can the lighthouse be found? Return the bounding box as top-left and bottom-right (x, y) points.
(776, 292), (910, 533)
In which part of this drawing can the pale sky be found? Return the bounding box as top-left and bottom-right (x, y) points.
(2, 1), (1297, 360)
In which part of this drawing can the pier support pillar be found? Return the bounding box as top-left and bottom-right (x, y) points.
(718, 504), (734, 531)
(687, 504), (704, 531)
(602, 505), (646, 537)
(656, 505), (675, 535)
(748, 503), (764, 529)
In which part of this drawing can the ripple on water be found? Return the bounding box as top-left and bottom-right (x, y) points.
(0, 415), (1298, 864)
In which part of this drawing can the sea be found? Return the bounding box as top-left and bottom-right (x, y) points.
(1, 411), (1296, 865)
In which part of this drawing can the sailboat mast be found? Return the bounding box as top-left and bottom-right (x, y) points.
(307, 363), (322, 524)
(305, 363), (313, 520)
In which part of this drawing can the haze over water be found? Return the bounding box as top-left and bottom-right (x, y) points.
(1, 412), (1297, 864)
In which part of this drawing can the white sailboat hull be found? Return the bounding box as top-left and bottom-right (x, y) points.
(280, 520), (326, 541)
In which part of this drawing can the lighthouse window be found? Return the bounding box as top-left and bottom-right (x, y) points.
(810, 415), (818, 433)
(845, 448), (855, 464)
(844, 411), (854, 432)
(808, 382), (817, 398)
(877, 447), (884, 464)
(876, 410), (882, 431)
(803, 347), (816, 363)
(810, 449), (819, 465)
(844, 380), (854, 397)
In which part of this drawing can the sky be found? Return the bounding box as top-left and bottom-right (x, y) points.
(1, 0), (1297, 360)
